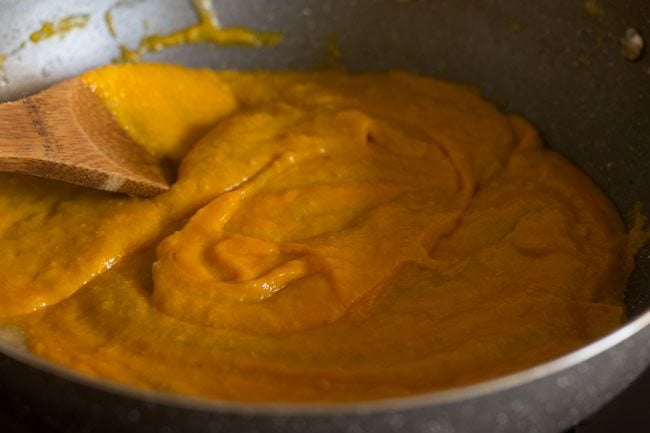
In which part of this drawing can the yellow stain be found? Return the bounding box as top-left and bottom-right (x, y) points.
(29, 15), (90, 43)
(0, 54), (7, 86)
(509, 19), (521, 33)
(584, 0), (605, 18)
(325, 33), (342, 67)
(118, 0), (281, 63)
(105, 11), (116, 37)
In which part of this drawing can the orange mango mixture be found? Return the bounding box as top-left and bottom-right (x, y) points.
(0, 63), (641, 402)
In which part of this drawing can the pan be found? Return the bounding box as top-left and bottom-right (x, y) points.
(0, 1), (649, 432)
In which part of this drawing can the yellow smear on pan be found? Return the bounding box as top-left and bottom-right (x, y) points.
(118, 0), (281, 63)
(29, 15), (90, 43)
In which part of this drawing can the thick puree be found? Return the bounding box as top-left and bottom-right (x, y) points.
(0, 63), (643, 402)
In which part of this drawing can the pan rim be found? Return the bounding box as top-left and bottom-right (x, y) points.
(1, 307), (649, 415)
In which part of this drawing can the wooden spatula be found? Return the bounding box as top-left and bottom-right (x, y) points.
(0, 78), (169, 197)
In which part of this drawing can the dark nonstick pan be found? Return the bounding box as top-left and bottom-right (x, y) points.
(0, 1), (649, 432)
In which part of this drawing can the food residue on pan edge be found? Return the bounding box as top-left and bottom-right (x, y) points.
(0, 0), (282, 85)
(0, 54), (7, 87)
(104, 10), (117, 38)
(29, 15), (90, 43)
(0, 63), (647, 402)
(324, 33), (343, 67)
(0, 14), (91, 86)
(584, 0), (605, 19)
(116, 0), (282, 63)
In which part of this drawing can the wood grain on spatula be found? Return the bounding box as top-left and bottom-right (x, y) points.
(0, 78), (169, 197)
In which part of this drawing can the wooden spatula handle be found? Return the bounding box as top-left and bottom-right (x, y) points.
(0, 97), (61, 172)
